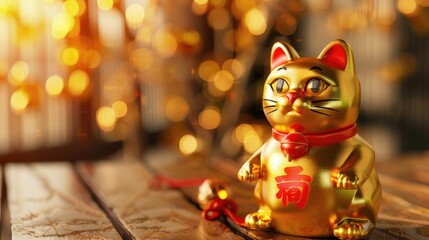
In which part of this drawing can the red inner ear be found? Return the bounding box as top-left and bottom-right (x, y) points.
(321, 44), (347, 70)
(272, 47), (289, 69)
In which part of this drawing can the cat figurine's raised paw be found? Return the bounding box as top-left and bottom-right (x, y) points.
(238, 39), (381, 239)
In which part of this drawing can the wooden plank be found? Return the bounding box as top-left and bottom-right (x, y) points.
(5, 162), (121, 239)
(1, 165), (12, 240)
(77, 157), (244, 239)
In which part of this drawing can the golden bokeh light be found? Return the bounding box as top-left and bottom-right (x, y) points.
(243, 130), (262, 153)
(97, 0), (114, 11)
(236, 28), (255, 50)
(207, 81), (225, 97)
(234, 0), (256, 13)
(125, 3), (144, 26)
(213, 70), (234, 92)
(198, 106), (221, 130)
(217, 189), (228, 200)
(62, 47), (79, 66)
(244, 8), (267, 35)
(275, 13), (297, 36)
(82, 49), (102, 69)
(208, 7), (230, 30)
(45, 75), (64, 96)
(10, 89), (30, 113)
(63, 0), (85, 17)
(198, 60), (219, 82)
(211, 0), (226, 7)
(165, 95), (190, 122)
(96, 106), (117, 132)
(129, 48), (153, 70)
(153, 30), (177, 58)
(51, 13), (75, 39)
(182, 30), (201, 46)
(397, 0), (417, 15)
(191, 0), (208, 15)
(179, 134), (198, 155)
(68, 70), (89, 96)
(194, 0), (208, 5)
(112, 100), (128, 118)
(8, 61), (29, 86)
(234, 123), (253, 143)
(0, 0), (12, 15)
(222, 59), (244, 78)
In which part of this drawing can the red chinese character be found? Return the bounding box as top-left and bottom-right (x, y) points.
(275, 166), (312, 209)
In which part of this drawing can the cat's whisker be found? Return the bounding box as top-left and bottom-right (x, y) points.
(310, 109), (331, 116)
(265, 109), (278, 115)
(263, 105), (277, 108)
(263, 98), (277, 103)
(311, 99), (340, 104)
(313, 106), (340, 112)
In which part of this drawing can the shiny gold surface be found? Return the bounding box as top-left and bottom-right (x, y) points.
(238, 40), (381, 239)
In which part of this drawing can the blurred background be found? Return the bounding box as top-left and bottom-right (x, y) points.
(0, 0), (428, 164)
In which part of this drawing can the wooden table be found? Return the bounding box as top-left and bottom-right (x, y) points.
(1, 149), (428, 239)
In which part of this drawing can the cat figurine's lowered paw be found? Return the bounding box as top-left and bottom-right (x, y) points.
(238, 39), (381, 239)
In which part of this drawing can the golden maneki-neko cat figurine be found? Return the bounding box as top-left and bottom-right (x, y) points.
(238, 39), (381, 239)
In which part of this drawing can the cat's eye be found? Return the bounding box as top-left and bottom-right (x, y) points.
(270, 78), (289, 94)
(305, 78), (328, 96)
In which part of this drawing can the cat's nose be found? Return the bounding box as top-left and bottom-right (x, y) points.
(286, 91), (299, 104)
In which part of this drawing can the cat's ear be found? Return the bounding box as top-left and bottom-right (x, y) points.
(317, 39), (354, 71)
(271, 41), (300, 70)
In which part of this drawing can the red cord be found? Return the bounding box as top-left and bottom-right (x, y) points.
(201, 198), (246, 227)
(151, 176), (246, 227)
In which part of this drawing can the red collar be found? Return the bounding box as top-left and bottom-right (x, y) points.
(272, 124), (357, 159)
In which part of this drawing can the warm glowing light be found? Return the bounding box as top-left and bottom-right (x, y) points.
(234, 123), (253, 143)
(82, 49), (101, 69)
(0, 0), (12, 15)
(243, 131), (262, 153)
(213, 70), (234, 92)
(45, 75), (64, 96)
(208, 7), (230, 30)
(153, 30), (177, 58)
(275, 13), (297, 36)
(244, 8), (267, 35)
(51, 13), (75, 39)
(129, 48), (152, 70)
(222, 59), (244, 78)
(182, 30), (200, 46)
(191, 1), (208, 15)
(112, 100), (127, 118)
(97, 0), (114, 11)
(10, 89), (29, 113)
(8, 61), (29, 86)
(179, 134), (198, 155)
(397, 0), (417, 15)
(125, 3), (144, 25)
(211, 0), (226, 7)
(198, 60), (219, 82)
(96, 106), (117, 131)
(194, 0), (208, 5)
(198, 106), (221, 130)
(68, 70), (89, 96)
(64, 0), (80, 16)
(234, 0), (256, 13)
(217, 189), (228, 200)
(62, 47), (79, 66)
(165, 95), (190, 122)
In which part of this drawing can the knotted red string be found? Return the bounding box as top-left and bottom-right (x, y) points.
(201, 198), (246, 227)
(150, 176), (246, 227)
